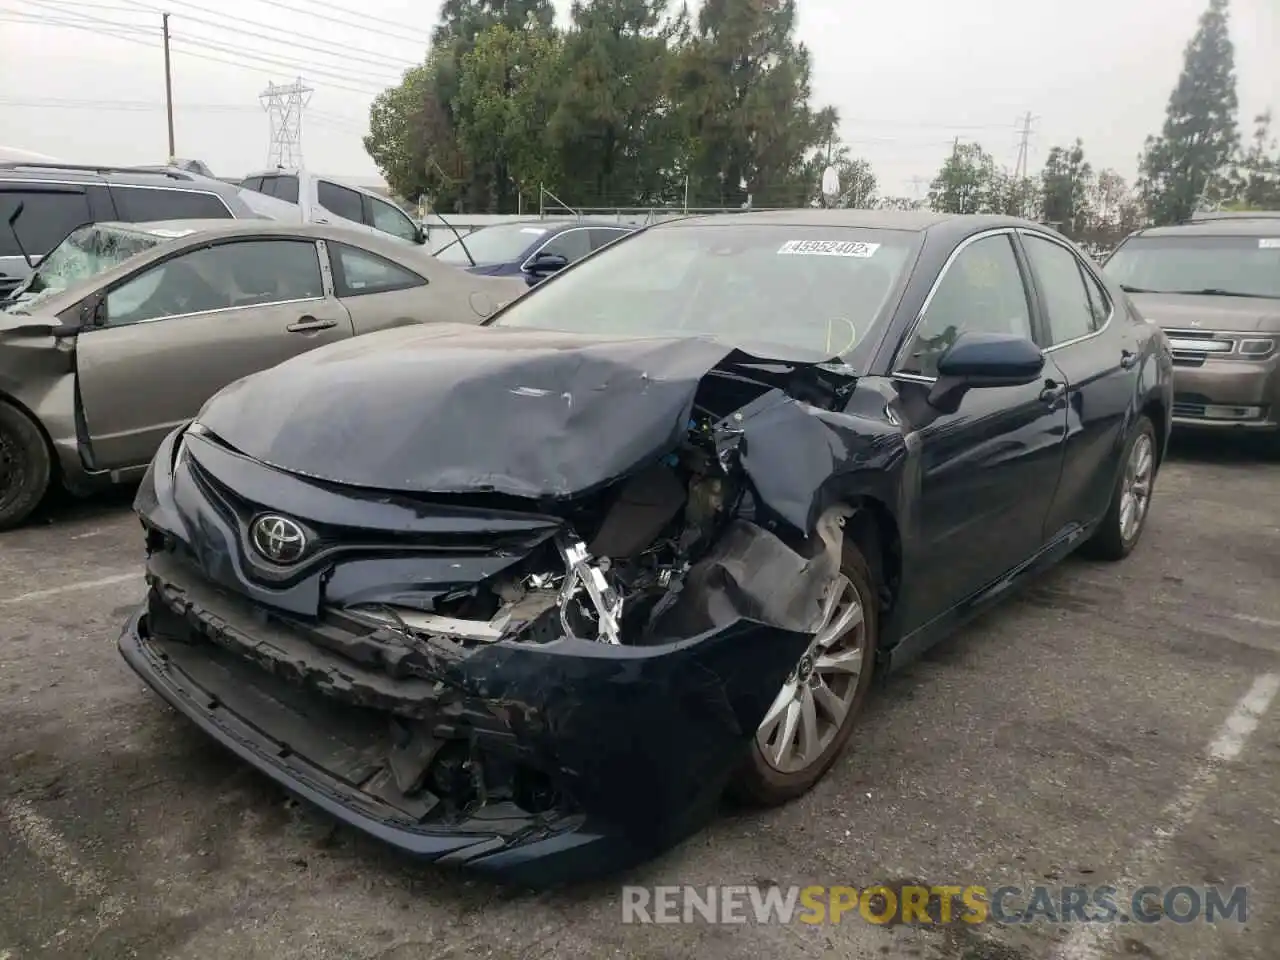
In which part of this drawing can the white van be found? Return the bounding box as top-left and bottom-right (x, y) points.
(237, 168), (426, 247)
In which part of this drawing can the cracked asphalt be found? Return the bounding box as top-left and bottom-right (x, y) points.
(1, 436), (1277, 960)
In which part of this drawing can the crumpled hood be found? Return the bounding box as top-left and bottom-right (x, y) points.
(1128, 292), (1280, 333)
(195, 323), (740, 499)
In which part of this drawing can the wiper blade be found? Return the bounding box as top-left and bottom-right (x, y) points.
(1119, 284), (1159, 294)
(1170, 288), (1280, 300)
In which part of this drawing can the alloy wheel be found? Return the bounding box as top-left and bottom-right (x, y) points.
(755, 574), (867, 774)
(1119, 432), (1154, 543)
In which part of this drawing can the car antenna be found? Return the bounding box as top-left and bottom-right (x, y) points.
(6, 202), (33, 269)
(429, 202), (475, 267)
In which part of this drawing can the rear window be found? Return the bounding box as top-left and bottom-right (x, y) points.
(1105, 234), (1280, 299)
(113, 186), (232, 222)
(0, 187), (92, 257)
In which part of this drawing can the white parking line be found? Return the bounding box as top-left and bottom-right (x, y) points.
(2, 797), (106, 900)
(1230, 613), (1280, 630)
(0, 572), (140, 606)
(1053, 672), (1280, 960)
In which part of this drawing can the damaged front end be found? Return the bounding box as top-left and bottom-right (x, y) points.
(120, 332), (881, 883)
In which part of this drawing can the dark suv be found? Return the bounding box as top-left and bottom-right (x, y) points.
(0, 162), (263, 298)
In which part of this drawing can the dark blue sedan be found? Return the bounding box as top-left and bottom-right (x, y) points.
(118, 209), (1174, 886)
(433, 219), (636, 284)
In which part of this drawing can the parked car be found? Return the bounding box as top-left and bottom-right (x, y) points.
(1104, 214), (1279, 446)
(118, 210), (1172, 885)
(237, 168), (426, 247)
(0, 162), (267, 299)
(433, 219), (636, 284)
(0, 219), (526, 529)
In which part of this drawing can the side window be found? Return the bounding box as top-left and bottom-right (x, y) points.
(898, 234), (1033, 378)
(105, 239), (323, 325)
(274, 176), (300, 204)
(536, 228), (592, 263)
(316, 180), (364, 222)
(367, 196), (419, 242)
(1079, 263), (1112, 329)
(113, 187), (232, 222)
(0, 188), (92, 257)
(240, 177), (264, 193)
(330, 242), (426, 296)
(588, 227), (630, 251)
(1022, 235), (1098, 345)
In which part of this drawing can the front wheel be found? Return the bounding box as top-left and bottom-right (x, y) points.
(1081, 414), (1157, 561)
(729, 541), (878, 806)
(0, 401), (52, 532)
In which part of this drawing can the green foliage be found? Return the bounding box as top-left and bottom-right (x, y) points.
(1041, 139), (1092, 234)
(1228, 111), (1280, 209)
(1138, 0), (1239, 224)
(927, 143), (999, 214)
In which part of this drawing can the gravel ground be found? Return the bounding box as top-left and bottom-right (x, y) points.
(1, 436), (1277, 960)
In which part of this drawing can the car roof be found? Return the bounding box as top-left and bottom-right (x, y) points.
(0, 161), (246, 197)
(1138, 216), (1280, 238)
(658, 208), (1044, 239)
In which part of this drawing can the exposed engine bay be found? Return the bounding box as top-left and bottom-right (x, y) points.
(338, 365), (853, 654)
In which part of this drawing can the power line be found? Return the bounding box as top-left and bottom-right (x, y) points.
(297, 0), (428, 34)
(3, 7), (396, 95)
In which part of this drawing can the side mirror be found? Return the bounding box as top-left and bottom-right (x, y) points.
(524, 252), (568, 278)
(79, 294), (106, 327)
(927, 331), (1045, 411)
(414, 225), (427, 245)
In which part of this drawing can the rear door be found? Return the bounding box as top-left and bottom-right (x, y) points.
(327, 240), (432, 334)
(75, 236), (354, 468)
(0, 182), (93, 296)
(892, 230), (1070, 629)
(1018, 230), (1133, 537)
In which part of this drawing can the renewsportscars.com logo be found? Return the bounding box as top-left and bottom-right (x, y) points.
(621, 884), (1248, 926)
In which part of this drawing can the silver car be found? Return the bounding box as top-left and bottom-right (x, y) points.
(0, 219), (526, 529)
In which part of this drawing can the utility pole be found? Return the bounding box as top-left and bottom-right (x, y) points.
(162, 12), (175, 161)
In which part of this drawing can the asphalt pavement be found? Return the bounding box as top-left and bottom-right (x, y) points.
(1, 436), (1277, 960)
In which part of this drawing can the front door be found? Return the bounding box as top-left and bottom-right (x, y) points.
(892, 231), (1069, 630)
(75, 236), (354, 470)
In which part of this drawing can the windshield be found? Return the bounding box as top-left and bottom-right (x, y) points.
(489, 224), (918, 362)
(3, 224), (161, 313)
(435, 223), (547, 265)
(1105, 235), (1280, 300)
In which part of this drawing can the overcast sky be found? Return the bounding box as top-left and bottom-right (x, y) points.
(2, 0), (1277, 202)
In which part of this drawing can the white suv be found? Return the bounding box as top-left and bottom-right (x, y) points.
(238, 169), (425, 247)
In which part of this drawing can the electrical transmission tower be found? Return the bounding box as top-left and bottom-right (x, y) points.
(1013, 111), (1038, 181)
(260, 78), (313, 168)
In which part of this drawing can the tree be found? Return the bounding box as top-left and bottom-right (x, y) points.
(1229, 111), (1280, 209)
(927, 142), (999, 214)
(672, 0), (833, 209)
(364, 59), (466, 209)
(809, 139), (877, 207)
(1041, 139), (1093, 237)
(1138, 0), (1239, 224)
(1082, 169), (1146, 250)
(546, 0), (687, 208)
(454, 20), (563, 212)
(989, 170), (1038, 218)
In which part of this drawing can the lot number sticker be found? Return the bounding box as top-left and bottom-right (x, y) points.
(778, 239), (881, 257)
(1259, 238), (1280, 249)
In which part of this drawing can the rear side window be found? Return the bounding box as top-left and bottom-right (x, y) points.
(240, 177), (265, 192)
(317, 180), (364, 222)
(1023, 234), (1098, 345)
(112, 187), (232, 222)
(329, 242), (426, 296)
(272, 176), (299, 203)
(0, 187), (92, 257)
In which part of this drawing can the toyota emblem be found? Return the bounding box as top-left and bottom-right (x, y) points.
(250, 514), (307, 564)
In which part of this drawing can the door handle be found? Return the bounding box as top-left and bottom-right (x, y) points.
(1120, 349), (1138, 370)
(1039, 380), (1066, 405)
(287, 316), (337, 333)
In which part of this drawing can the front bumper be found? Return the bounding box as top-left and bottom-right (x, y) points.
(1171, 358), (1280, 432)
(118, 556), (810, 886)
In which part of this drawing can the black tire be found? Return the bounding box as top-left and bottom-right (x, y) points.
(0, 401), (52, 532)
(1081, 414), (1157, 562)
(729, 540), (879, 806)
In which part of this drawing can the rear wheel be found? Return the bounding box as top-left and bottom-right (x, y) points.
(0, 402), (52, 532)
(730, 541), (878, 806)
(1081, 414), (1156, 561)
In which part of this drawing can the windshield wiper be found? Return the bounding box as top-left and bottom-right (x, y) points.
(1169, 288), (1280, 300)
(1118, 284), (1159, 294)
